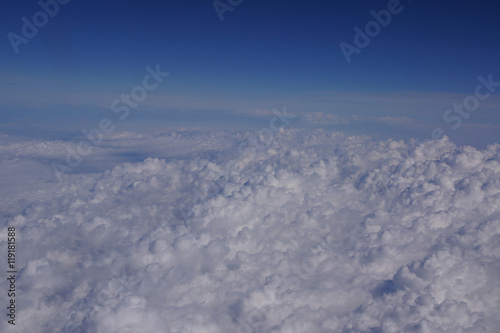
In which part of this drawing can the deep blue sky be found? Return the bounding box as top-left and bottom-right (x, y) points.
(1, 0), (500, 145)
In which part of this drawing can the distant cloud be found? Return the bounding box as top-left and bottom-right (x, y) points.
(3, 75), (499, 123)
(372, 115), (429, 128)
(303, 112), (349, 125)
(235, 108), (275, 117)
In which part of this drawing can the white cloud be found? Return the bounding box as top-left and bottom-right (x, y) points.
(1, 128), (499, 332)
(303, 112), (349, 125)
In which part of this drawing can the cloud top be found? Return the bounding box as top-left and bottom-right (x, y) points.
(1, 129), (499, 332)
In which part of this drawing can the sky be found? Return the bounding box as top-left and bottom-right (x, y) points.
(1, 1), (500, 332)
(1, 0), (500, 146)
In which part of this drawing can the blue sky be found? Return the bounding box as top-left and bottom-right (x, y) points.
(1, 0), (500, 146)
(3, 3), (500, 331)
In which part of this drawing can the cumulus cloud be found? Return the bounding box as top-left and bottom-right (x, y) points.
(1, 129), (499, 332)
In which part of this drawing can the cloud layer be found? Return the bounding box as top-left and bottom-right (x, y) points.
(1, 129), (499, 332)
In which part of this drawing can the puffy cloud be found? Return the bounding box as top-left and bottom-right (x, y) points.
(1, 129), (499, 332)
